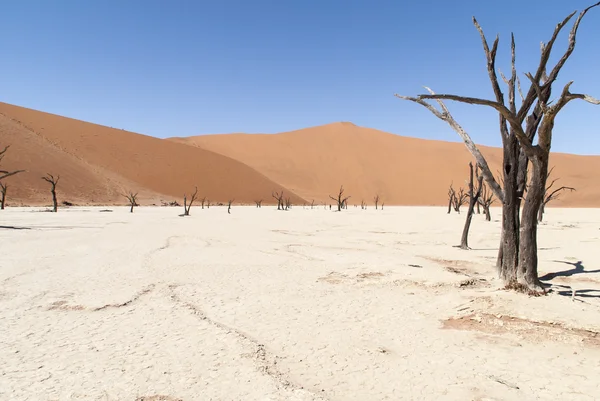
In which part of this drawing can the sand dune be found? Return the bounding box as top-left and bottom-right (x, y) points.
(171, 122), (600, 207)
(0, 102), (305, 206)
(1, 100), (599, 207)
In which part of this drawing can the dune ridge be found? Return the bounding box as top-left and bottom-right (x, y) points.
(1, 101), (599, 207)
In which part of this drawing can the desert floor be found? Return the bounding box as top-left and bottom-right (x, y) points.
(1, 206), (599, 401)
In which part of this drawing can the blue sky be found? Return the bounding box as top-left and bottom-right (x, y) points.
(1, 0), (599, 154)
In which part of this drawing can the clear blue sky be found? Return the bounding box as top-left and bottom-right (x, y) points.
(1, 0), (599, 154)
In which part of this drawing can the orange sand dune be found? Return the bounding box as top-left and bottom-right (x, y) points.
(0, 102), (305, 206)
(170, 122), (600, 207)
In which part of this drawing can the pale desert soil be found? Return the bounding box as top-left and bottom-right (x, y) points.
(1, 206), (599, 401)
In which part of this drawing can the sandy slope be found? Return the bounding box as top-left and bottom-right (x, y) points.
(1, 206), (599, 400)
(171, 122), (600, 207)
(0, 102), (305, 206)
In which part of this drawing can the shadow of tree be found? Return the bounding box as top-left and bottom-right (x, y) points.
(539, 260), (600, 281)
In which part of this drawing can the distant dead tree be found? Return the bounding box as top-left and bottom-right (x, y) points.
(374, 194), (381, 210)
(124, 191), (139, 213)
(478, 182), (495, 221)
(272, 191), (285, 210)
(255, 199), (263, 208)
(206, 199), (211, 209)
(452, 187), (468, 213)
(284, 197), (291, 210)
(459, 162), (484, 249)
(0, 145), (24, 210)
(201, 197), (207, 209)
(0, 182), (8, 210)
(41, 173), (60, 212)
(311, 199), (315, 209)
(538, 167), (575, 222)
(227, 199), (234, 214)
(329, 185), (351, 211)
(361, 200), (366, 210)
(182, 187), (198, 216)
(447, 184), (456, 214)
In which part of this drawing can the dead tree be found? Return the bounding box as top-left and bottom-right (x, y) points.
(311, 199), (315, 209)
(538, 167), (575, 222)
(452, 188), (468, 213)
(124, 191), (138, 213)
(272, 191), (284, 210)
(227, 199), (234, 214)
(201, 197), (207, 209)
(0, 182), (8, 210)
(361, 200), (366, 210)
(397, 3), (599, 291)
(447, 184), (456, 214)
(381, 202), (384, 210)
(284, 197), (291, 210)
(374, 194), (380, 210)
(0, 146), (24, 209)
(478, 183), (495, 221)
(41, 174), (60, 212)
(459, 162), (484, 249)
(255, 199), (263, 208)
(183, 187), (198, 216)
(329, 186), (351, 211)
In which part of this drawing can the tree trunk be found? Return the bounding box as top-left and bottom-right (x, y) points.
(476, 200), (480, 214)
(130, 204), (134, 213)
(447, 198), (452, 214)
(537, 203), (545, 222)
(0, 188), (5, 210)
(459, 163), (482, 250)
(51, 189), (57, 212)
(518, 155), (547, 291)
(497, 137), (520, 284)
(484, 206), (491, 221)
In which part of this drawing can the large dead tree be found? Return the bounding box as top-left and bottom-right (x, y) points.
(272, 191), (285, 210)
(41, 174), (60, 212)
(538, 167), (575, 222)
(329, 186), (351, 211)
(124, 191), (138, 213)
(183, 187), (198, 216)
(397, 3), (599, 292)
(459, 162), (484, 249)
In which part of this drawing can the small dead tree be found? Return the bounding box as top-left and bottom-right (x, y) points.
(227, 199), (234, 214)
(452, 188), (468, 213)
(478, 183), (495, 221)
(0, 146), (24, 210)
(447, 184), (457, 214)
(311, 199), (315, 209)
(183, 187), (198, 216)
(381, 202), (385, 210)
(0, 182), (8, 210)
(255, 199), (263, 208)
(361, 200), (366, 210)
(329, 185), (351, 211)
(272, 191), (285, 210)
(374, 194), (380, 210)
(201, 197), (207, 209)
(459, 162), (484, 249)
(41, 174), (60, 212)
(124, 191), (138, 213)
(206, 199), (211, 209)
(284, 197), (291, 210)
(538, 167), (575, 222)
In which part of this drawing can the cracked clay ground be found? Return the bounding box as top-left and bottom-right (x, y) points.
(1, 206), (599, 400)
